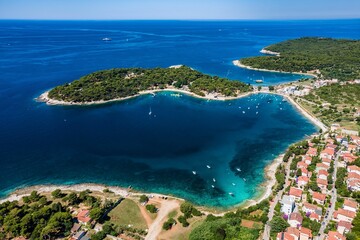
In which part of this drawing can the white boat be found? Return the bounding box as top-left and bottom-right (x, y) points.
(211, 185), (215, 188)
(213, 178), (216, 182)
(242, 111), (245, 114)
(192, 171), (196, 175)
(232, 183), (236, 186)
(256, 112), (258, 114)
(243, 178), (247, 182)
(206, 165), (211, 169)
(236, 168), (241, 172)
(149, 107), (152, 116)
(102, 37), (112, 41)
(229, 192), (234, 196)
(248, 107), (250, 109)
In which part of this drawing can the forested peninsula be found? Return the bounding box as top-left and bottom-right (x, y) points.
(45, 66), (252, 104)
(239, 37), (360, 81)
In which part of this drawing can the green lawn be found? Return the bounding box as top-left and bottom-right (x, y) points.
(108, 199), (147, 230)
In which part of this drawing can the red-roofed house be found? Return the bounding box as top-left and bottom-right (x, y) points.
(299, 226), (312, 240)
(350, 135), (360, 146)
(326, 231), (346, 240)
(316, 163), (329, 172)
(337, 221), (352, 235)
(297, 161), (308, 170)
(312, 192), (326, 205)
(318, 170), (329, 180)
(303, 156), (312, 165)
(286, 227), (300, 239)
(277, 232), (296, 240)
(343, 199), (358, 213)
(301, 168), (310, 177)
(347, 172), (360, 181)
(309, 212), (321, 222)
(288, 212), (303, 228)
(306, 148), (318, 157)
(326, 143), (337, 150)
(77, 209), (92, 224)
(302, 202), (322, 215)
(289, 187), (303, 201)
(317, 178), (328, 192)
(348, 144), (358, 152)
(342, 153), (357, 163)
(322, 157), (332, 166)
(347, 179), (360, 192)
(297, 176), (309, 188)
(321, 148), (335, 159)
(347, 165), (360, 176)
(333, 208), (356, 222)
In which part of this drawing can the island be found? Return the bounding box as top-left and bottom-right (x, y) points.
(40, 66), (253, 105)
(237, 37), (360, 81)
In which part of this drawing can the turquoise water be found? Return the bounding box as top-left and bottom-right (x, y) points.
(0, 20), (359, 207)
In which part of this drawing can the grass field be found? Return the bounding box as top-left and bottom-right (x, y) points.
(108, 198), (148, 230)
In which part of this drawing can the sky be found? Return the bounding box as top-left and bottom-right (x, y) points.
(0, 0), (359, 20)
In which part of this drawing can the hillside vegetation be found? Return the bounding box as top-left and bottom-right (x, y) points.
(48, 66), (252, 103)
(240, 37), (360, 81)
(299, 83), (360, 130)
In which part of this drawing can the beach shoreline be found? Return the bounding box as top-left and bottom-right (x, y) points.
(37, 87), (253, 106)
(232, 60), (318, 78)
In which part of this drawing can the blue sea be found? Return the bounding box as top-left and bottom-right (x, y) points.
(0, 20), (359, 207)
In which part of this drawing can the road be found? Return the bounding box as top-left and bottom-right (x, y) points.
(317, 151), (340, 240)
(263, 158), (292, 240)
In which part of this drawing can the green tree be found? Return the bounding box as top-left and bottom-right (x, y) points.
(269, 216), (289, 234)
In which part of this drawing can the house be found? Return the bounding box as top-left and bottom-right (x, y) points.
(347, 172), (360, 181)
(343, 199), (358, 213)
(335, 135), (344, 143)
(318, 170), (329, 180)
(309, 212), (321, 222)
(337, 221), (352, 235)
(94, 223), (103, 232)
(281, 195), (295, 215)
(72, 231), (86, 240)
(321, 148), (335, 159)
(297, 176), (309, 188)
(333, 208), (356, 222)
(316, 163), (329, 172)
(297, 161), (308, 169)
(306, 148), (318, 157)
(301, 168), (311, 178)
(277, 232), (297, 240)
(347, 179), (360, 192)
(322, 157), (332, 166)
(326, 231), (346, 240)
(289, 212), (303, 228)
(289, 187), (303, 201)
(312, 192), (326, 205)
(343, 153), (357, 163)
(71, 223), (81, 234)
(303, 156), (312, 165)
(299, 226), (312, 240)
(347, 165), (360, 176)
(287, 227), (301, 239)
(350, 135), (360, 146)
(302, 202), (322, 215)
(326, 144), (337, 150)
(348, 144), (358, 152)
(77, 210), (92, 224)
(317, 178), (328, 192)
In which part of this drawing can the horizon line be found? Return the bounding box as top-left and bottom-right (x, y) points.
(0, 18), (359, 21)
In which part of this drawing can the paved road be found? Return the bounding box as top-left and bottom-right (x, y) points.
(317, 151), (340, 240)
(263, 158), (292, 240)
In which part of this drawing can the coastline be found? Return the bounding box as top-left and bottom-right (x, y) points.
(232, 60), (318, 79)
(37, 87), (254, 106)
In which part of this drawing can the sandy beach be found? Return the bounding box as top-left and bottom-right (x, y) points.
(232, 60), (318, 78)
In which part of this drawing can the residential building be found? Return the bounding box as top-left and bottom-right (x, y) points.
(326, 231), (346, 240)
(312, 192), (326, 205)
(309, 212), (321, 222)
(297, 176), (309, 188)
(343, 199), (358, 213)
(281, 195), (295, 215)
(333, 208), (356, 222)
(337, 221), (352, 235)
(299, 226), (312, 240)
(302, 202), (322, 215)
(289, 187), (303, 201)
(289, 212), (303, 228)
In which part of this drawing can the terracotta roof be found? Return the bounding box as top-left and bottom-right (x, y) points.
(317, 178), (328, 186)
(348, 165), (360, 172)
(298, 176), (309, 183)
(289, 212), (303, 223)
(316, 163), (329, 169)
(303, 202), (319, 211)
(344, 199), (358, 209)
(326, 144), (337, 149)
(297, 161), (308, 169)
(319, 170), (329, 176)
(77, 209), (91, 223)
(347, 172), (360, 180)
(313, 192), (326, 201)
(327, 231), (346, 240)
(322, 158), (332, 163)
(307, 148), (318, 156)
(334, 208), (356, 219)
(309, 212), (321, 221)
(321, 148), (335, 156)
(286, 227), (300, 238)
(277, 232), (296, 240)
(289, 187), (303, 197)
(338, 220), (352, 230)
(299, 226), (312, 237)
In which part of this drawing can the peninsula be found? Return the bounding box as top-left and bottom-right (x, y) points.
(40, 66), (253, 105)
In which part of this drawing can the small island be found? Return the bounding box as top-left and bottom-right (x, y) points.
(41, 66), (253, 105)
(238, 37), (360, 81)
